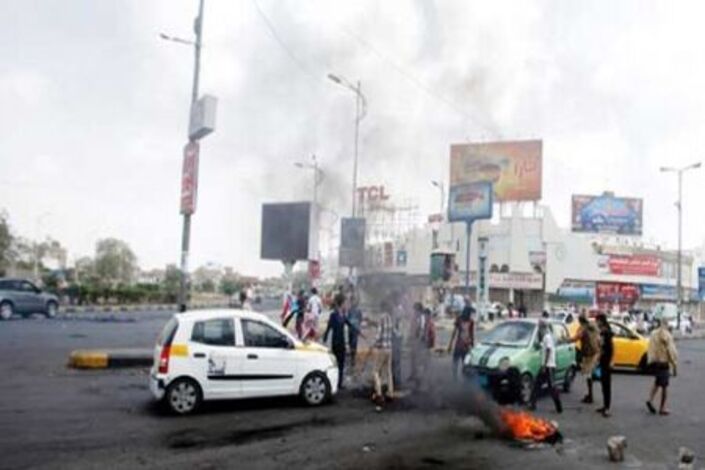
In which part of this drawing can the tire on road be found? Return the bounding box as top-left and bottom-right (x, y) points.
(165, 377), (202, 415)
(0, 301), (14, 321)
(518, 372), (534, 405)
(300, 371), (331, 407)
(45, 301), (58, 319)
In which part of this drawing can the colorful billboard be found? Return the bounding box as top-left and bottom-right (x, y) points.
(450, 140), (542, 202)
(448, 181), (494, 222)
(596, 282), (640, 306)
(572, 194), (643, 235)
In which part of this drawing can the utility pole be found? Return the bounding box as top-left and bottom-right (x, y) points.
(178, 0), (205, 310)
(660, 162), (701, 329)
(352, 81), (361, 217)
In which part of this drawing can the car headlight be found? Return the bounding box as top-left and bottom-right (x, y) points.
(498, 357), (510, 372)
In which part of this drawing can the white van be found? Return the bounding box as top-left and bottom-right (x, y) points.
(150, 309), (338, 414)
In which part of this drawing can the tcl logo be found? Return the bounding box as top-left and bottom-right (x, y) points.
(357, 186), (390, 203)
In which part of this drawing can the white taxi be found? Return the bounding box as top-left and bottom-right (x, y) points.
(150, 309), (338, 414)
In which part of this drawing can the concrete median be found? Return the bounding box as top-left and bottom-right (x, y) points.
(68, 348), (153, 369)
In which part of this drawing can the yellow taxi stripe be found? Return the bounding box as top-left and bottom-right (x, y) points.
(170, 344), (189, 357)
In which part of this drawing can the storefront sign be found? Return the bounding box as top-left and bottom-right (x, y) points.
(596, 282), (640, 306)
(466, 271), (543, 290)
(608, 255), (660, 276)
(640, 284), (676, 301)
(557, 280), (595, 303)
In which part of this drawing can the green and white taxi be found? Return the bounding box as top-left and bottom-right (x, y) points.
(463, 319), (577, 404)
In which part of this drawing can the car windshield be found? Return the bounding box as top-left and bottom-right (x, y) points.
(481, 322), (536, 348)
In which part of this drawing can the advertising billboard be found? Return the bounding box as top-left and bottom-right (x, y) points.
(260, 202), (312, 261)
(640, 284), (676, 301)
(607, 255), (660, 276)
(557, 280), (595, 304)
(450, 140), (542, 201)
(448, 181), (494, 222)
(339, 217), (366, 268)
(596, 282), (640, 306)
(572, 194), (643, 235)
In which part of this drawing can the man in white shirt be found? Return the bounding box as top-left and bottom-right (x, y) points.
(529, 320), (563, 413)
(302, 287), (323, 341)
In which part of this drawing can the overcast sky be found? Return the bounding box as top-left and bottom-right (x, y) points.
(2, 0), (705, 277)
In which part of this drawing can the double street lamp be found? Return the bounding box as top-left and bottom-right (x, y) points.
(327, 73), (367, 217)
(660, 162), (701, 328)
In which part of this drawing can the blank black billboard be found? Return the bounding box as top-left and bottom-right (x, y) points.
(260, 202), (311, 261)
(339, 217), (365, 267)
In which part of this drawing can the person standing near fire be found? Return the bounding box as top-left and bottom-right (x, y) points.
(371, 301), (395, 409)
(646, 318), (678, 415)
(529, 320), (563, 413)
(570, 315), (601, 404)
(323, 293), (363, 390)
(447, 304), (475, 380)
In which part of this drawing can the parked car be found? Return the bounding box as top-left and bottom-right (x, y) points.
(608, 321), (650, 371)
(150, 309), (339, 415)
(0, 278), (60, 320)
(463, 319), (577, 405)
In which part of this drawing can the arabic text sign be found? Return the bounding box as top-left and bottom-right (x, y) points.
(450, 140), (542, 201)
(572, 194), (643, 235)
(608, 255), (660, 276)
(448, 181), (493, 222)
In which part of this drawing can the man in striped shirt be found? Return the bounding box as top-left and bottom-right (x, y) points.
(372, 301), (394, 408)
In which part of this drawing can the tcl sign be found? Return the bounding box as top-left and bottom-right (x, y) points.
(357, 186), (390, 204)
(180, 142), (200, 215)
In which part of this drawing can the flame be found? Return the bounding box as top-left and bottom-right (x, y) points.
(499, 408), (557, 442)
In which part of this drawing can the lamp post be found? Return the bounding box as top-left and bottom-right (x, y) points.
(327, 73), (367, 217)
(660, 162), (701, 328)
(161, 0), (205, 310)
(431, 180), (445, 214)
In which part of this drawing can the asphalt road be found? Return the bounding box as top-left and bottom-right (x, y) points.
(1, 312), (704, 469)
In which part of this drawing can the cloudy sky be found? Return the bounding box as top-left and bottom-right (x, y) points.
(2, 0), (705, 277)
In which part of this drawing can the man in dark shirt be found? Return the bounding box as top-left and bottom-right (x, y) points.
(346, 296), (363, 368)
(595, 313), (614, 417)
(323, 293), (358, 389)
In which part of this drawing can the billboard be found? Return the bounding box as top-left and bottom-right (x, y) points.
(595, 282), (640, 306)
(640, 284), (676, 301)
(450, 140), (542, 201)
(448, 181), (494, 222)
(339, 218), (366, 268)
(572, 194), (643, 235)
(260, 202), (312, 261)
(557, 280), (595, 304)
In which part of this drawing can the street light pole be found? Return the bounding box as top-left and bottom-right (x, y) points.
(660, 162), (701, 328)
(327, 73), (366, 218)
(178, 0), (205, 310)
(431, 180), (445, 214)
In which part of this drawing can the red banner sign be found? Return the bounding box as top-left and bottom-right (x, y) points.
(180, 142), (200, 215)
(608, 255), (660, 276)
(596, 282), (640, 306)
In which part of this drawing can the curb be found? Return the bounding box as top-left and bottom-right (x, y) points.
(68, 349), (153, 369)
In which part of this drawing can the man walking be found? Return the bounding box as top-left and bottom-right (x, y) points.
(529, 320), (562, 413)
(346, 296), (363, 369)
(595, 314), (613, 417)
(323, 293), (359, 390)
(371, 301), (394, 409)
(646, 319), (678, 415)
(570, 315), (600, 404)
(302, 287), (322, 341)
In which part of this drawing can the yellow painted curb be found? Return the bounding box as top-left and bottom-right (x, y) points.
(68, 350), (109, 369)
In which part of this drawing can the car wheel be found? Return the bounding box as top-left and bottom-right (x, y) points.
(563, 367), (576, 393)
(0, 302), (14, 321)
(300, 372), (330, 407)
(166, 378), (202, 415)
(45, 301), (58, 319)
(519, 373), (534, 405)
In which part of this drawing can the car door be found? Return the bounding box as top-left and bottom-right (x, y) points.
(609, 322), (641, 368)
(238, 318), (298, 398)
(188, 316), (246, 399)
(551, 323), (575, 380)
(20, 281), (44, 312)
(10, 280), (35, 313)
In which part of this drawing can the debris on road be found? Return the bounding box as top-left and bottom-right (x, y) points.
(678, 446), (695, 469)
(607, 435), (627, 462)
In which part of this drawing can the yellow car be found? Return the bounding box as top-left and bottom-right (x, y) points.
(568, 319), (649, 371)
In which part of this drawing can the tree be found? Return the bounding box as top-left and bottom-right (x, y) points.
(93, 238), (138, 285)
(162, 264), (181, 303)
(0, 212), (12, 276)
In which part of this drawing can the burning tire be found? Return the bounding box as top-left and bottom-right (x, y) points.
(518, 373), (534, 405)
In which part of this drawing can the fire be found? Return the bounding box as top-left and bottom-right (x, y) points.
(499, 408), (558, 442)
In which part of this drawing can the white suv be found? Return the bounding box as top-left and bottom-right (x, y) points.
(150, 309), (339, 414)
